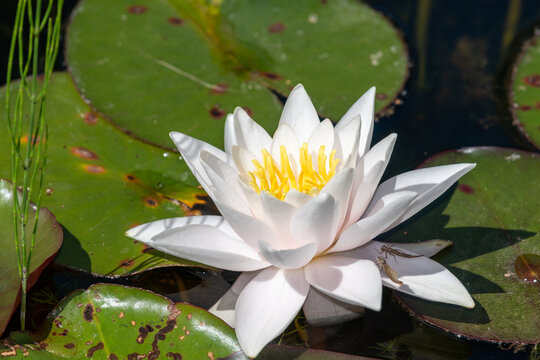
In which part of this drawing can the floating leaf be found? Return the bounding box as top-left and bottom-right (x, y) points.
(0, 179), (63, 336)
(66, 0), (408, 148)
(0, 283), (241, 359)
(509, 32), (540, 150)
(0, 73), (208, 277)
(384, 147), (540, 344)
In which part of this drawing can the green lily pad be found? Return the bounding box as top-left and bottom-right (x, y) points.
(0, 73), (208, 277)
(66, 0), (408, 149)
(385, 147), (540, 344)
(0, 179), (63, 336)
(509, 32), (540, 150)
(0, 283), (241, 359)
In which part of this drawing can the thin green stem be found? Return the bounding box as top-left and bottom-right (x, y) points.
(5, 0), (63, 331)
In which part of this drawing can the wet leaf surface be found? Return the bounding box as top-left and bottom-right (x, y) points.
(0, 74), (209, 277)
(66, 0), (408, 149)
(384, 147), (540, 344)
(0, 283), (241, 359)
(0, 180), (63, 336)
(509, 31), (540, 150)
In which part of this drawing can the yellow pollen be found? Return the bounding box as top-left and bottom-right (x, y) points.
(248, 143), (340, 200)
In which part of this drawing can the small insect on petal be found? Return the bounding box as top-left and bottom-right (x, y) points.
(376, 257), (403, 285)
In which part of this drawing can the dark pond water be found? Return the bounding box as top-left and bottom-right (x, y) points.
(1, 0), (539, 359)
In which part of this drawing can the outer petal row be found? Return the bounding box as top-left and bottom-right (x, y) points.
(368, 163), (476, 232)
(347, 241), (475, 308)
(235, 267), (309, 358)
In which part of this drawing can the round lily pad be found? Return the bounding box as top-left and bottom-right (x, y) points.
(0, 283), (241, 359)
(66, 0), (408, 149)
(385, 147), (540, 344)
(0, 179), (63, 336)
(509, 32), (540, 150)
(0, 73), (209, 277)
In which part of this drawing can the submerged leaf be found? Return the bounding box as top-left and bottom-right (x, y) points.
(0, 179), (63, 336)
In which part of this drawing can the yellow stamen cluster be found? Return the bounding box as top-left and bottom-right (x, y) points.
(248, 143), (340, 200)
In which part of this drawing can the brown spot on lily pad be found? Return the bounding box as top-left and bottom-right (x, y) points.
(70, 146), (98, 160)
(209, 105), (225, 119)
(83, 112), (98, 125)
(83, 164), (106, 174)
(87, 342), (104, 357)
(458, 183), (474, 194)
(210, 83), (228, 94)
(259, 71), (281, 80)
(45, 187), (53, 195)
(83, 303), (94, 322)
(268, 22), (285, 33)
(64, 343), (75, 349)
(124, 174), (138, 182)
(144, 196), (159, 207)
(109, 355), (119, 360)
(20, 134), (43, 144)
(515, 253), (540, 284)
(120, 259), (134, 268)
(167, 353), (183, 360)
(168, 17), (183, 26)
(137, 326), (149, 344)
(518, 105), (532, 111)
(376, 93), (388, 100)
(523, 74), (540, 87)
(127, 5), (148, 14)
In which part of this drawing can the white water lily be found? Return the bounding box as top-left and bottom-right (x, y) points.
(126, 85), (475, 358)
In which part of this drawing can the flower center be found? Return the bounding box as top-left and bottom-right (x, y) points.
(248, 143), (340, 200)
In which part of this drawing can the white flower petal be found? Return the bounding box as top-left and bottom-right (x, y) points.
(290, 193), (340, 252)
(331, 190), (417, 253)
(307, 119), (334, 163)
(270, 123), (300, 168)
(350, 242), (475, 308)
(260, 192), (296, 243)
(224, 113), (236, 155)
(343, 160), (384, 227)
(344, 133), (397, 227)
(231, 145), (258, 176)
(395, 239), (454, 258)
(368, 163), (476, 231)
(233, 107), (273, 156)
(169, 131), (229, 196)
(149, 225), (269, 271)
(235, 267), (309, 358)
(209, 271), (260, 327)
(279, 84), (320, 143)
(126, 215), (238, 242)
(213, 200), (280, 250)
(238, 180), (265, 219)
(321, 167), (354, 230)
(200, 150), (250, 214)
(304, 254), (382, 311)
(336, 87), (375, 157)
(302, 288), (365, 327)
(283, 189), (311, 208)
(334, 114), (361, 165)
(258, 239), (317, 269)
(363, 133), (397, 171)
